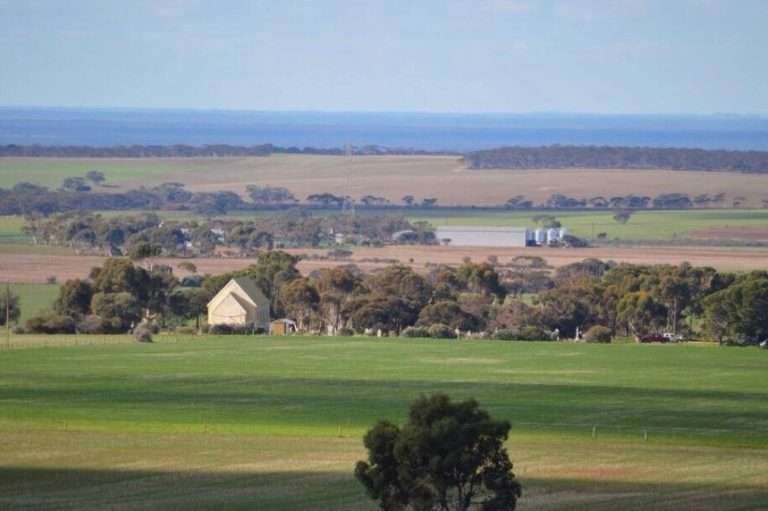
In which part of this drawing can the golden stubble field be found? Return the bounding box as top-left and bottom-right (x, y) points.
(2, 244), (767, 284)
(5, 155), (768, 206)
(160, 155), (768, 207)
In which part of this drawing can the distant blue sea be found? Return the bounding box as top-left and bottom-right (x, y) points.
(1, 107), (767, 151)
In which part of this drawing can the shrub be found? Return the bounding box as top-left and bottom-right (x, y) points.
(25, 313), (76, 334)
(133, 323), (154, 343)
(176, 326), (197, 335)
(76, 314), (106, 334)
(584, 325), (612, 343)
(518, 325), (548, 341)
(428, 323), (456, 339)
(493, 328), (521, 341)
(401, 326), (431, 338)
(337, 327), (355, 336)
(210, 324), (234, 335)
(493, 327), (550, 341)
(209, 323), (256, 335)
(180, 275), (204, 287)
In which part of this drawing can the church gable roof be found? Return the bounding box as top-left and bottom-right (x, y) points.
(208, 276), (269, 309)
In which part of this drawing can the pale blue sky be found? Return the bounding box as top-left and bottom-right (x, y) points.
(1, 0), (766, 114)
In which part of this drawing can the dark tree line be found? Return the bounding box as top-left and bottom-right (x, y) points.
(466, 145), (768, 173)
(508, 192), (728, 210)
(0, 177), (740, 218)
(0, 180), (441, 216)
(0, 144), (450, 158)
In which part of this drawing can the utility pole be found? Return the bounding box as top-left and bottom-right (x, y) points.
(5, 282), (11, 349)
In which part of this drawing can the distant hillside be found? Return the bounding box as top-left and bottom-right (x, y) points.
(464, 145), (768, 173)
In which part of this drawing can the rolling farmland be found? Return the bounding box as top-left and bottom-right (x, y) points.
(3, 154), (768, 207)
(0, 336), (766, 510)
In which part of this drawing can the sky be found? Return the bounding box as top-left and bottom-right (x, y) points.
(1, 0), (767, 114)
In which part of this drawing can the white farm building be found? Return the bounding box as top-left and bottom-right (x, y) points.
(435, 226), (529, 247)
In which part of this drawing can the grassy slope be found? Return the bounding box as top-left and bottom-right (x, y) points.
(0, 336), (766, 510)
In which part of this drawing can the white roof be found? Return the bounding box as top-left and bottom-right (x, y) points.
(436, 226), (528, 233)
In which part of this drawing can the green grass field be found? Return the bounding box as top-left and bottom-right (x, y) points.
(0, 335), (766, 510)
(8, 283), (59, 323)
(408, 208), (768, 242)
(0, 158), (212, 189)
(0, 216), (30, 244)
(2, 208), (767, 249)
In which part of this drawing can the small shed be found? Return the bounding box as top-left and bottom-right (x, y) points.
(270, 319), (298, 336)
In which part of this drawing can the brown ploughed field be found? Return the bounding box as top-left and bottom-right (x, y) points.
(2, 244), (766, 284)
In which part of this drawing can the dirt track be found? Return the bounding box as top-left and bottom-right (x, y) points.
(2, 245), (767, 284)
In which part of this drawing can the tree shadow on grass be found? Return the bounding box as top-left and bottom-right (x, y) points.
(2, 376), (768, 444)
(0, 467), (767, 511)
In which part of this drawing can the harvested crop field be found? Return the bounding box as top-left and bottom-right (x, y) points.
(4, 155), (768, 207)
(291, 245), (768, 273)
(2, 244), (767, 285)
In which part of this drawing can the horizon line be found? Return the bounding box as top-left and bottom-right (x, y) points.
(1, 104), (767, 119)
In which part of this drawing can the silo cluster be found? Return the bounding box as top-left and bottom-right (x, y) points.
(529, 227), (567, 246)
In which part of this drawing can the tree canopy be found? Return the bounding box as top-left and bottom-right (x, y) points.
(355, 394), (522, 511)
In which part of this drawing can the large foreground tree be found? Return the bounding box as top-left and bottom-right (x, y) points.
(355, 394), (521, 511)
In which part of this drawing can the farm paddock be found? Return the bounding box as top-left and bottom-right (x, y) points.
(1, 244), (767, 285)
(0, 335), (766, 510)
(4, 155), (768, 208)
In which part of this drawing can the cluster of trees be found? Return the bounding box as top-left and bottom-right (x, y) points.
(0, 181), (254, 216)
(466, 145), (768, 173)
(14, 250), (768, 345)
(24, 212), (434, 255)
(24, 258), (200, 334)
(0, 177), (740, 218)
(61, 170), (106, 192)
(197, 254), (765, 344)
(494, 259), (768, 345)
(267, 255), (768, 345)
(507, 192), (728, 210)
(0, 180), (443, 216)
